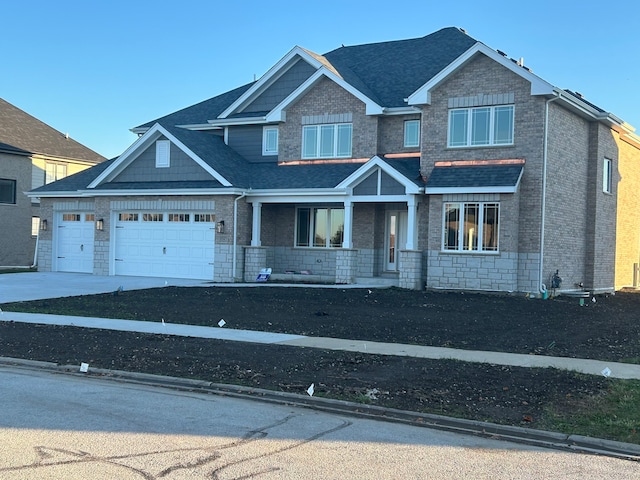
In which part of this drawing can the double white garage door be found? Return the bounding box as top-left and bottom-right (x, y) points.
(55, 211), (216, 280)
(114, 211), (215, 280)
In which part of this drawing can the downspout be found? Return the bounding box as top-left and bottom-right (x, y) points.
(539, 91), (561, 295)
(232, 191), (248, 281)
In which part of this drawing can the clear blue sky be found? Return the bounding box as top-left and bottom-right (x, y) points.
(2, 1), (639, 159)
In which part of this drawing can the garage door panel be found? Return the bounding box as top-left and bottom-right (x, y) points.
(56, 213), (95, 274)
(114, 212), (214, 280)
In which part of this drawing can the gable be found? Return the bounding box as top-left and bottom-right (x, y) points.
(89, 124), (232, 188)
(337, 156), (422, 195)
(408, 43), (553, 106)
(240, 59), (316, 115)
(112, 136), (213, 183)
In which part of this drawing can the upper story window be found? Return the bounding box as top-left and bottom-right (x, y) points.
(443, 202), (499, 253)
(404, 120), (420, 147)
(603, 158), (612, 194)
(155, 140), (170, 168)
(45, 162), (67, 184)
(448, 105), (514, 148)
(302, 123), (352, 159)
(0, 178), (16, 204)
(263, 126), (279, 156)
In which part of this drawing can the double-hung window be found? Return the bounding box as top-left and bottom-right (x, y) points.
(263, 126), (278, 156)
(404, 120), (420, 147)
(448, 105), (514, 147)
(443, 202), (499, 252)
(45, 163), (67, 184)
(296, 207), (344, 248)
(302, 123), (352, 159)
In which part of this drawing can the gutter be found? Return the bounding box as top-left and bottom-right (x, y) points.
(539, 92), (561, 295)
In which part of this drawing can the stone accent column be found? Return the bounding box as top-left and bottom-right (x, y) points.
(335, 249), (358, 284)
(399, 249), (423, 290)
(244, 246), (267, 282)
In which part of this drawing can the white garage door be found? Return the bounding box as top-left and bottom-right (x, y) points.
(114, 211), (215, 280)
(56, 213), (95, 273)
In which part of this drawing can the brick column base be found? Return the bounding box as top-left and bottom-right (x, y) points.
(399, 250), (423, 290)
(244, 246), (267, 282)
(335, 249), (358, 284)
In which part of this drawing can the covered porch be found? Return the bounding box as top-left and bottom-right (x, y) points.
(241, 156), (426, 289)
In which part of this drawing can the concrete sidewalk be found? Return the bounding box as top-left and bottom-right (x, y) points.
(2, 311), (640, 381)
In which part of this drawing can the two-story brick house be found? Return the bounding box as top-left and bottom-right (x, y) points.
(30, 27), (640, 294)
(1, 98), (105, 267)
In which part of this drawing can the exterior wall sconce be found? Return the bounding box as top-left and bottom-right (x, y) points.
(216, 220), (225, 234)
(41, 219), (48, 231)
(96, 219), (104, 231)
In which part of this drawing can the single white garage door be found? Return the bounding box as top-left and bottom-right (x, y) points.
(114, 211), (215, 280)
(56, 212), (95, 273)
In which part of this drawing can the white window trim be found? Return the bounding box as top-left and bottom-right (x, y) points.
(442, 202), (500, 253)
(603, 158), (613, 194)
(448, 105), (514, 148)
(302, 123), (352, 159)
(262, 126), (279, 156)
(155, 140), (170, 168)
(404, 119), (420, 147)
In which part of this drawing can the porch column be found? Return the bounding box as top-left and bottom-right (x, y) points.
(342, 199), (353, 249)
(251, 202), (262, 246)
(406, 196), (418, 250)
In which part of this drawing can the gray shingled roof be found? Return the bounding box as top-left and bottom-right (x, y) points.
(0, 98), (106, 163)
(323, 27), (477, 107)
(426, 164), (524, 190)
(135, 83), (254, 130)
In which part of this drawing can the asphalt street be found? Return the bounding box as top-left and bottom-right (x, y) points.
(1, 365), (638, 479)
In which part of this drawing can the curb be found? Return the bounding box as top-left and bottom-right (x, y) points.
(1, 356), (639, 462)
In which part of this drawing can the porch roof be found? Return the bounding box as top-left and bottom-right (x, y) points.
(425, 162), (524, 194)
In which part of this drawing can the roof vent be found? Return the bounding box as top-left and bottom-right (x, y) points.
(575, 91), (584, 98)
(459, 27), (467, 34)
(497, 50), (507, 57)
(517, 57), (524, 67)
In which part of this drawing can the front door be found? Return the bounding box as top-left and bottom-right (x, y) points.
(385, 210), (407, 271)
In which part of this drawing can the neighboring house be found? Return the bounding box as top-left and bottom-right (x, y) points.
(29, 27), (640, 294)
(0, 98), (105, 267)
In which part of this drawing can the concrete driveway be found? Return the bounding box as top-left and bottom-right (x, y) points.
(0, 272), (208, 303)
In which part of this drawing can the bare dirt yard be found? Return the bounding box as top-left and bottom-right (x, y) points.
(2, 286), (639, 442)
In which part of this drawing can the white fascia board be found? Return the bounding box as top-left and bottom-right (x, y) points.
(426, 185), (518, 194)
(219, 46), (325, 119)
(76, 188), (245, 197)
(88, 123), (232, 188)
(408, 42), (554, 106)
(266, 68), (384, 122)
(206, 116), (268, 127)
(247, 190), (347, 204)
(336, 155), (422, 194)
(383, 106), (422, 115)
